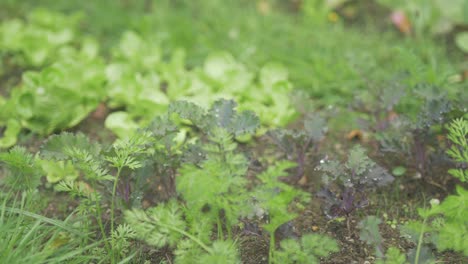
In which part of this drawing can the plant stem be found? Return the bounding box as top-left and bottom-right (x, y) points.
(414, 216), (427, 264)
(111, 167), (122, 233)
(86, 181), (112, 258)
(110, 167), (123, 262)
(269, 233), (275, 264)
(143, 218), (213, 253)
(94, 198), (112, 257)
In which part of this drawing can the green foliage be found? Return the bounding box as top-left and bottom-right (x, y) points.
(251, 161), (311, 263)
(39, 159), (78, 183)
(40, 132), (111, 182)
(274, 234), (339, 264)
(0, 9), (82, 67)
(123, 101), (312, 262)
(0, 146), (43, 191)
(0, 1), (465, 263)
(104, 32), (296, 136)
(125, 185), (242, 263)
(418, 186), (468, 256)
(110, 224), (137, 259)
(400, 117), (468, 260)
(376, 0), (468, 48)
(0, 119), (21, 148)
(254, 161), (310, 235)
(376, 247), (407, 264)
(374, 85), (460, 179)
(358, 216), (384, 258)
(118, 99), (264, 262)
(358, 216), (409, 263)
(403, 186), (468, 262)
(40, 131), (157, 262)
(0, 191), (97, 263)
(320, 145), (393, 187)
(446, 118), (468, 182)
(455, 32), (468, 53)
(125, 200), (186, 249)
(0, 39), (106, 147)
(177, 127), (249, 238)
(169, 99), (260, 136)
(195, 240), (240, 264)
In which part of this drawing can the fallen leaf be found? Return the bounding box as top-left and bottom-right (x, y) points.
(346, 129), (363, 141)
(298, 175), (307, 186)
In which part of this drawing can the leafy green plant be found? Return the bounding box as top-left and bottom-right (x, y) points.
(250, 161), (311, 263)
(376, 247), (408, 264)
(0, 146), (43, 191)
(358, 216), (408, 263)
(401, 120), (468, 261)
(374, 85), (457, 179)
(121, 99), (331, 263)
(446, 118), (468, 182)
(268, 114), (327, 182)
(352, 73), (407, 134)
(317, 146), (394, 229)
(0, 8), (82, 67)
(417, 188), (468, 256)
(39, 131), (154, 262)
(124, 99), (261, 263)
(177, 127), (250, 240)
(125, 200), (241, 264)
(104, 31), (297, 138)
(0, 39), (106, 148)
(273, 233), (339, 264)
(358, 216), (385, 258)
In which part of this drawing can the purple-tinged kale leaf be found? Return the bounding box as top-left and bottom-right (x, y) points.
(317, 145), (393, 219)
(268, 114), (327, 181)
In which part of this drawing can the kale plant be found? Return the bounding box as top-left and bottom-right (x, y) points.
(268, 114), (327, 182)
(351, 73), (407, 134)
(317, 146), (394, 228)
(124, 99), (335, 263)
(124, 100), (261, 262)
(364, 84), (459, 180)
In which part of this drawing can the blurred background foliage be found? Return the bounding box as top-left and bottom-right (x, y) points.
(0, 0), (466, 106)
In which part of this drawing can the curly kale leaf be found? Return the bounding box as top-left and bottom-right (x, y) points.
(169, 99), (260, 136)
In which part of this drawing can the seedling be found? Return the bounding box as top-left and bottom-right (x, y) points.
(317, 145), (394, 231)
(268, 114), (327, 182)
